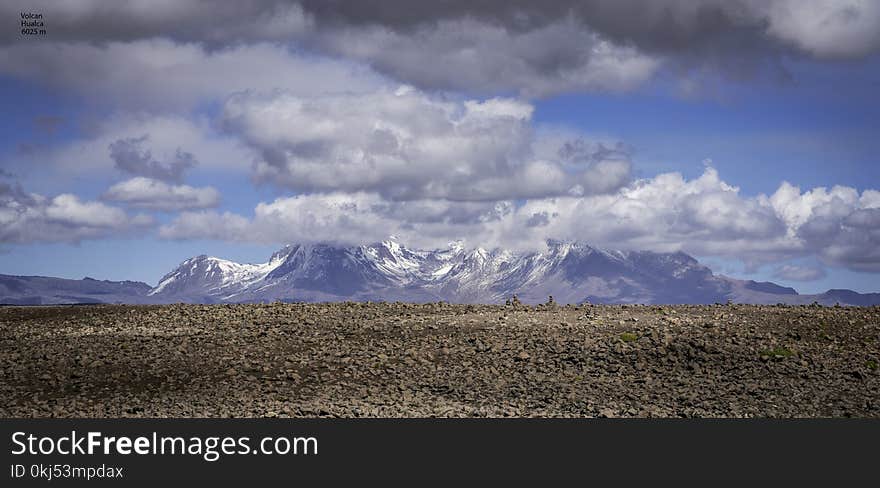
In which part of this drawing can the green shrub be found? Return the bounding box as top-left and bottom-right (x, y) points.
(761, 347), (795, 359)
(619, 332), (638, 343)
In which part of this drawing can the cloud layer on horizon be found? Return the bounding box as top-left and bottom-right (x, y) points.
(159, 167), (880, 273)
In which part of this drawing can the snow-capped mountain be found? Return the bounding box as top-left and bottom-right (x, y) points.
(4, 240), (878, 305)
(149, 249), (289, 301)
(143, 240), (880, 306)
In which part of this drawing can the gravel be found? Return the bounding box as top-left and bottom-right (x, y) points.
(1, 302), (878, 417)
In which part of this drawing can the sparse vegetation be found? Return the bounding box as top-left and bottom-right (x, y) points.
(761, 346), (795, 359)
(619, 332), (638, 342)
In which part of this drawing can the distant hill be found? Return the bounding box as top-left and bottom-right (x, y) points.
(0, 275), (154, 305)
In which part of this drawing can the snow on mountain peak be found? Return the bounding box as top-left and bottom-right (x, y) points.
(147, 239), (734, 305)
(149, 253), (285, 297)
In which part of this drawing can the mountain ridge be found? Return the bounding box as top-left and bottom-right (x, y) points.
(0, 274), (155, 305)
(3, 240), (876, 306)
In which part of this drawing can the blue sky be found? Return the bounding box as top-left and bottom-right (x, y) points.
(1, 1), (879, 294)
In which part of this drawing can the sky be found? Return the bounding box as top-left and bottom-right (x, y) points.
(1, 0), (879, 294)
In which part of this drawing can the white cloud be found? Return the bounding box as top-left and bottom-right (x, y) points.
(769, 181), (858, 230)
(766, 182), (880, 270)
(221, 86), (632, 200)
(44, 194), (130, 228)
(762, 0), (880, 58)
(103, 177), (221, 211)
(496, 167), (789, 254)
(158, 167), (880, 272)
(0, 183), (153, 244)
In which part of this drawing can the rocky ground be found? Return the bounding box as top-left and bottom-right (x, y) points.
(1, 302), (878, 417)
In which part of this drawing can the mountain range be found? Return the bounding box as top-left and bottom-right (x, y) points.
(2, 240), (878, 306)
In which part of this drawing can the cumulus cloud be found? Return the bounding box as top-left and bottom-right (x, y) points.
(221, 87), (632, 200)
(501, 167), (790, 254)
(102, 177), (221, 211)
(158, 167), (880, 272)
(0, 182), (153, 244)
(773, 264), (827, 281)
(496, 169), (880, 271)
(768, 183), (880, 271)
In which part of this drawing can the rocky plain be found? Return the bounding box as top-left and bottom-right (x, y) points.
(1, 302), (878, 417)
